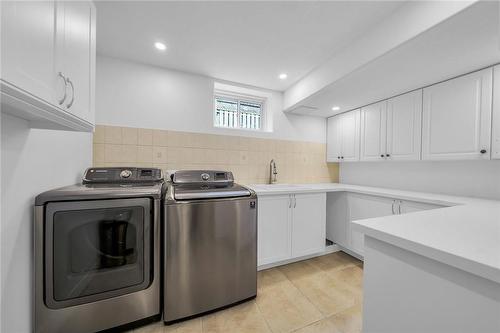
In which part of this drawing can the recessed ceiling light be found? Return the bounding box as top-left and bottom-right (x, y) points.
(279, 73), (288, 80)
(154, 42), (167, 51)
(332, 106), (340, 111)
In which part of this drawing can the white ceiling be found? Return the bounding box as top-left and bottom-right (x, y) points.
(95, 1), (404, 91)
(290, 0), (500, 117)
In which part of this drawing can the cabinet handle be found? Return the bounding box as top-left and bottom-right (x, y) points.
(293, 194), (297, 208)
(386, 154), (390, 157)
(341, 156), (344, 159)
(480, 149), (487, 154)
(398, 200), (402, 214)
(57, 72), (67, 105)
(289, 195), (292, 208)
(391, 200), (395, 214)
(380, 154), (385, 158)
(337, 156), (340, 159)
(66, 78), (75, 108)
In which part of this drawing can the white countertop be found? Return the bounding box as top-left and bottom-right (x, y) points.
(247, 183), (500, 284)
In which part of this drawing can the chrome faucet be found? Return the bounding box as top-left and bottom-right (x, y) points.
(269, 159), (278, 184)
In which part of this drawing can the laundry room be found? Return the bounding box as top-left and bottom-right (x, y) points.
(1, 1), (500, 333)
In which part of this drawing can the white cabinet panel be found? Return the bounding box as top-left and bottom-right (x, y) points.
(360, 101), (387, 161)
(399, 200), (444, 214)
(327, 116), (342, 162)
(387, 90), (423, 160)
(257, 195), (291, 266)
(348, 193), (395, 256)
(327, 109), (360, 162)
(1, 1), (57, 103)
(341, 109), (361, 161)
(291, 193), (326, 257)
(56, 1), (94, 123)
(422, 68), (492, 160)
(492, 65), (500, 159)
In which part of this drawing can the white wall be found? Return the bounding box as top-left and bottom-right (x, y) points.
(1, 114), (92, 333)
(96, 55), (326, 143)
(340, 161), (500, 200)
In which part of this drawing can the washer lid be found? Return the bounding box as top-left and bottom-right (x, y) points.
(173, 184), (251, 200)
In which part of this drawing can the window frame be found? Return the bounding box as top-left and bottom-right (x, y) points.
(213, 90), (266, 132)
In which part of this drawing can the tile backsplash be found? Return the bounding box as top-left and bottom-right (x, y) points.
(93, 125), (339, 184)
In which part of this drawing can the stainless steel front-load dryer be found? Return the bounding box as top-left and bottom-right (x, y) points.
(34, 167), (165, 333)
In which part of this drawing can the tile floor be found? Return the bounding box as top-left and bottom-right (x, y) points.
(133, 251), (363, 333)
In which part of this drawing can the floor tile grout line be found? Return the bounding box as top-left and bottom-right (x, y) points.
(276, 265), (327, 326)
(254, 298), (276, 333)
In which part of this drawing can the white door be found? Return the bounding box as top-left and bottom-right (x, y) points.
(360, 102), (387, 161)
(348, 193), (395, 256)
(386, 90), (423, 161)
(341, 109), (361, 161)
(291, 193), (326, 258)
(492, 65), (500, 159)
(1, 1), (60, 104)
(56, 1), (94, 122)
(422, 68), (493, 160)
(257, 195), (291, 266)
(327, 116), (342, 162)
(399, 200), (444, 214)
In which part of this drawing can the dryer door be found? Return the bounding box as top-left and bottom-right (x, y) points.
(44, 198), (152, 309)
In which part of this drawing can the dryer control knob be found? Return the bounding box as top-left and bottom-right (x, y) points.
(201, 173), (210, 181)
(120, 169), (132, 178)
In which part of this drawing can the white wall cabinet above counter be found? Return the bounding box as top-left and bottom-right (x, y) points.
(327, 109), (360, 162)
(422, 68), (492, 160)
(0, 1), (96, 132)
(327, 65), (499, 162)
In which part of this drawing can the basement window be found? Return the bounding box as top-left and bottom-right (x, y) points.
(214, 94), (265, 131)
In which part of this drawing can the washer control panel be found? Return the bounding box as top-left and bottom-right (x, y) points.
(83, 167), (163, 183)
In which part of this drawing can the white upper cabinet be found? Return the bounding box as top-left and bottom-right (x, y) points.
(1, 1), (57, 103)
(360, 101), (387, 161)
(327, 109), (360, 162)
(422, 68), (493, 160)
(360, 91), (422, 162)
(341, 109), (361, 161)
(386, 90), (423, 160)
(56, 1), (95, 124)
(492, 65), (500, 159)
(0, 0), (96, 131)
(327, 116), (342, 162)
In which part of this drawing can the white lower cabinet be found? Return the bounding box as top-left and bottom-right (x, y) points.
(348, 194), (395, 256)
(257, 193), (326, 267)
(257, 195), (291, 266)
(327, 192), (446, 258)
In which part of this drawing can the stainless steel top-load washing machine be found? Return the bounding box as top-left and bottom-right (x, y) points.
(34, 167), (165, 333)
(164, 170), (257, 323)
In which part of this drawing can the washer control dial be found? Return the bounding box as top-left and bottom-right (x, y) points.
(201, 173), (210, 181)
(120, 169), (132, 179)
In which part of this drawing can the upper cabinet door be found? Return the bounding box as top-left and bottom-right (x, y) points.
(56, 1), (95, 123)
(327, 116), (342, 162)
(492, 65), (500, 160)
(1, 1), (58, 103)
(360, 101), (387, 161)
(386, 90), (423, 161)
(422, 68), (493, 160)
(341, 109), (361, 161)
